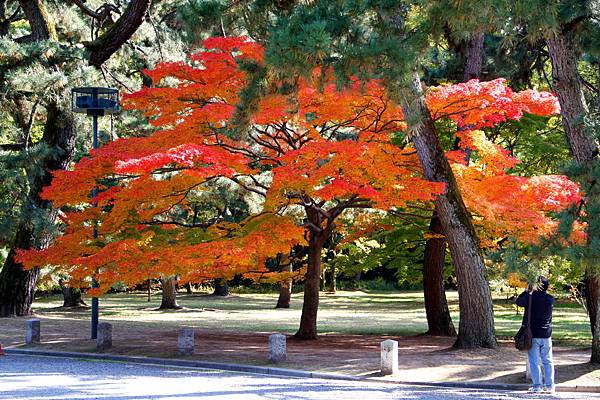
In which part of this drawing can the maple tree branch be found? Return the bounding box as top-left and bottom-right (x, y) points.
(228, 175), (267, 197)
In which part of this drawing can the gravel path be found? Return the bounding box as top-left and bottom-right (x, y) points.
(0, 354), (597, 400)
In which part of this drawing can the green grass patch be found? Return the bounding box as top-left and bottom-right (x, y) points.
(31, 290), (592, 343)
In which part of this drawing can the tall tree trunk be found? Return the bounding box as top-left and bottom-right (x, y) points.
(59, 279), (86, 308)
(399, 72), (496, 349)
(0, 102), (75, 317)
(420, 28), (483, 337)
(547, 32), (596, 163)
(276, 261), (293, 309)
(463, 28), (484, 81)
(212, 278), (229, 296)
(295, 229), (327, 339)
(547, 30), (600, 363)
(159, 277), (181, 309)
(423, 212), (456, 336)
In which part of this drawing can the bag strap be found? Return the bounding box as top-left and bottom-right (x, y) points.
(526, 291), (533, 327)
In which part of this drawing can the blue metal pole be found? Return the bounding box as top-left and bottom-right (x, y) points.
(91, 113), (99, 340)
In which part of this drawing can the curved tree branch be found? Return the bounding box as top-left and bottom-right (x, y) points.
(85, 0), (151, 68)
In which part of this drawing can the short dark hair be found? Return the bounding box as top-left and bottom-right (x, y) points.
(537, 276), (549, 292)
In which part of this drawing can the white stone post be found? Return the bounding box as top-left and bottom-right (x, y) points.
(268, 334), (287, 364)
(25, 319), (40, 344)
(97, 322), (112, 351)
(178, 327), (195, 356)
(380, 339), (398, 375)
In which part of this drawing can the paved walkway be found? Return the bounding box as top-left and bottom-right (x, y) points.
(1, 354), (599, 400)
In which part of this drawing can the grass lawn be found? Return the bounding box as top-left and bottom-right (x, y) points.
(26, 289), (592, 345)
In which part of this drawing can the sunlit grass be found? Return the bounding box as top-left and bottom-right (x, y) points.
(30, 289), (592, 343)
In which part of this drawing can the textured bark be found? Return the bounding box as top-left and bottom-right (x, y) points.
(547, 32), (596, 164)
(18, 0), (56, 40)
(400, 72), (496, 348)
(0, 102), (75, 317)
(212, 279), (229, 296)
(463, 29), (484, 81)
(159, 277), (181, 309)
(276, 262), (292, 309)
(423, 213), (456, 336)
(0, 229), (40, 317)
(295, 229), (326, 340)
(547, 29), (600, 363)
(86, 0), (151, 68)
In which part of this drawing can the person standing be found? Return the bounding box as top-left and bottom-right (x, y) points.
(516, 276), (555, 393)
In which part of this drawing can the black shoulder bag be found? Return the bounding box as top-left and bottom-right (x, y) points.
(514, 292), (533, 351)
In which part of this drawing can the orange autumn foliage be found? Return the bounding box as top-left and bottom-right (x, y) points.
(18, 37), (581, 291)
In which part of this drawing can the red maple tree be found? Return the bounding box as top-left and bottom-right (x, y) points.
(18, 38), (581, 340)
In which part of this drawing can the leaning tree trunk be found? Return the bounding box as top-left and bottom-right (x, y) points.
(0, 102), (75, 317)
(212, 278), (229, 296)
(276, 262), (293, 309)
(295, 228), (328, 340)
(420, 29), (483, 337)
(423, 212), (456, 336)
(399, 72), (496, 349)
(159, 277), (181, 309)
(547, 29), (600, 362)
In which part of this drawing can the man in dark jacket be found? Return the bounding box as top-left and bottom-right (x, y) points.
(516, 276), (555, 393)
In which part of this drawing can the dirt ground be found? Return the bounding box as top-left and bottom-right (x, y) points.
(1, 306), (598, 388)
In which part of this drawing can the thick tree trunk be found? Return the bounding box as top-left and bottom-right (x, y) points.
(0, 229), (40, 317)
(59, 279), (86, 308)
(18, 0), (57, 41)
(0, 102), (75, 317)
(547, 32), (596, 163)
(423, 213), (456, 336)
(463, 29), (484, 81)
(276, 262), (292, 309)
(159, 277), (181, 309)
(295, 230), (326, 340)
(420, 29), (482, 337)
(399, 72), (496, 348)
(547, 30), (600, 362)
(212, 278), (229, 296)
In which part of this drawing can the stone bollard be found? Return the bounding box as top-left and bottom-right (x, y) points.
(25, 319), (41, 344)
(178, 327), (195, 356)
(380, 339), (398, 375)
(97, 322), (112, 351)
(268, 334), (287, 364)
